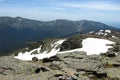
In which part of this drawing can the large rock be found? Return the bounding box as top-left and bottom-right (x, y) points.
(105, 68), (120, 78)
(57, 51), (87, 60)
(32, 57), (38, 61)
(63, 58), (101, 71)
(42, 55), (61, 63)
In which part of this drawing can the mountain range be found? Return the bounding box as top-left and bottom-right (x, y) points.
(0, 16), (120, 56)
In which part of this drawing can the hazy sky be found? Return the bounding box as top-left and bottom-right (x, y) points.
(0, 0), (120, 23)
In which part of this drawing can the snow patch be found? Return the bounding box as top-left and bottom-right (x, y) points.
(94, 30), (111, 36)
(59, 38), (115, 55)
(112, 36), (116, 38)
(100, 30), (104, 32)
(105, 30), (111, 33)
(104, 33), (108, 36)
(96, 32), (105, 35)
(15, 38), (115, 61)
(81, 38), (114, 55)
(89, 31), (94, 33)
(112, 36), (118, 39)
(15, 39), (65, 61)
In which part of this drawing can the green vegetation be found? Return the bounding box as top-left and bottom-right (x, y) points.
(60, 35), (83, 51)
(26, 42), (41, 51)
(30, 38), (62, 54)
(40, 38), (59, 52)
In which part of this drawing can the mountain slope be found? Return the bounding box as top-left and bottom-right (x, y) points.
(0, 29), (120, 80)
(14, 29), (120, 61)
(0, 16), (119, 56)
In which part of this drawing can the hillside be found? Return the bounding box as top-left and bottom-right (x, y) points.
(0, 16), (120, 56)
(0, 30), (120, 80)
(13, 29), (120, 60)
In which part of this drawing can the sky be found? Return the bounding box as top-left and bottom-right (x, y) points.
(0, 0), (120, 23)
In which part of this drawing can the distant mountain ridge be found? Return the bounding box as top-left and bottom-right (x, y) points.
(0, 16), (120, 56)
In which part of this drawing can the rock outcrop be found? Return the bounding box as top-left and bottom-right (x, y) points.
(0, 51), (120, 80)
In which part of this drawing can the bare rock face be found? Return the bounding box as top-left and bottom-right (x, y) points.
(0, 50), (120, 80)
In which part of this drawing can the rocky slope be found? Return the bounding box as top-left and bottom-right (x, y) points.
(0, 16), (120, 55)
(0, 30), (120, 80)
(0, 51), (120, 80)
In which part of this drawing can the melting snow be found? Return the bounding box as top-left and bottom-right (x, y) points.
(96, 32), (105, 35)
(100, 30), (104, 32)
(15, 38), (115, 61)
(105, 30), (111, 33)
(59, 38), (115, 55)
(80, 38), (114, 55)
(112, 36), (115, 38)
(112, 36), (118, 39)
(89, 31), (94, 33)
(95, 30), (111, 36)
(15, 40), (65, 61)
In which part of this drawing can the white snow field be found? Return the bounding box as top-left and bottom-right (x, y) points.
(59, 38), (115, 55)
(15, 38), (115, 61)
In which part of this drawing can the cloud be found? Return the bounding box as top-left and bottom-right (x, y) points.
(58, 1), (120, 11)
(0, 0), (120, 22)
(0, 7), (75, 21)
